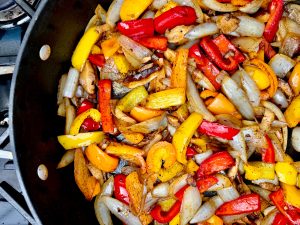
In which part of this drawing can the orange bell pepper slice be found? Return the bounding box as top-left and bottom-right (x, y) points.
(200, 90), (218, 99)
(130, 106), (163, 122)
(207, 93), (237, 115)
(171, 49), (189, 90)
(85, 144), (119, 172)
(125, 171), (143, 214)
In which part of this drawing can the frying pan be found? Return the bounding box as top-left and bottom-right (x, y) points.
(8, 0), (299, 224)
(9, 0), (115, 224)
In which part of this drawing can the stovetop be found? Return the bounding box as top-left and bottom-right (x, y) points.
(0, 1), (41, 224)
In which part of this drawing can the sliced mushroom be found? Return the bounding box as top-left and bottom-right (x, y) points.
(101, 57), (127, 81)
(165, 25), (193, 45)
(79, 61), (96, 94)
(216, 14), (240, 34)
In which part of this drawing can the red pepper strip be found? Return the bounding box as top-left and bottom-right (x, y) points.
(154, 6), (196, 34)
(216, 193), (261, 216)
(263, 0), (284, 42)
(273, 213), (293, 225)
(197, 151), (235, 178)
(189, 44), (221, 90)
(134, 36), (168, 51)
(200, 36), (239, 71)
(269, 189), (300, 225)
(198, 120), (240, 140)
(114, 174), (130, 205)
(150, 185), (189, 223)
(81, 117), (101, 131)
(98, 79), (114, 133)
(259, 38), (276, 59)
(117, 18), (154, 39)
(77, 99), (94, 115)
(262, 135), (275, 163)
(88, 54), (106, 67)
(212, 34), (246, 64)
(196, 175), (218, 193)
(186, 147), (197, 160)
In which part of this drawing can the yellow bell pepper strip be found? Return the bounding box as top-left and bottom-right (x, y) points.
(169, 213), (180, 225)
(244, 161), (275, 180)
(206, 215), (223, 225)
(244, 65), (271, 90)
(120, 0), (153, 21)
(200, 90), (218, 99)
(250, 59), (278, 98)
(155, 1), (178, 17)
(74, 148), (99, 201)
(172, 112), (203, 164)
(207, 93), (237, 115)
(57, 131), (105, 150)
(69, 108), (101, 135)
(125, 171), (143, 214)
(289, 63), (300, 96)
(145, 88), (186, 110)
(282, 183), (300, 209)
(275, 162), (298, 185)
(71, 25), (110, 71)
(186, 159), (199, 174)
(171, 49), (189, 90)
(159, 198), (177, 212)
(91, 45), (102, 54)
(284, 95), (300, 128)
(117, 86), (148, 112)
(174, 103), (189, 121)
(191, 138), (207, 151)
(158, 161), (184, 182)
(100, 37), (120, 58)
(146, 141), (176, 173)
(130, 106), (163, 122)
(112, 54), (130, 74)
(85, 144), (119, 172)
(297, 174), (300, 188)
(106, 142), (145, 156)
(123, 132), (144, 144)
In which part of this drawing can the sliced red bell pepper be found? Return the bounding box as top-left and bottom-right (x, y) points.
(117, 18), (154, 39)
(88, 54), (106, 67)
(262, 135), (275, 163)
(150, 185), (189, 223)
(198, 120), (240, 140)
(114, 174), (130, 205)
(77, 99), (94, 115)
(263, 0), (284, 42)
(269, 189), (300, 225)
(216, 193), (261, 216)
(260, 38), (276, 59)
(134, 36), (168, 51)
(154, 6), (197, 34)
(81, 117), (101, 131)
(196, 175), (218, 193)
(197, 151), (235, 178)
(212, 34), (246, 64)
(189, 44), (221, 90)
(98, 79), (114, 133)
(273, 213), (293, 225)
(186, 147), (197, 160)
(200, 36), (239, 71)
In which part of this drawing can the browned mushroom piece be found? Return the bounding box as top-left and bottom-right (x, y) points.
(216, 14), (240, 34)
(79, 61), (97, 94)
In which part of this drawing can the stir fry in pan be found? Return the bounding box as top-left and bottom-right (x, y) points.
(56, 0), (300, 224)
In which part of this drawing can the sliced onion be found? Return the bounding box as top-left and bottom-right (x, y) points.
(252, 175), (279, 186)
(292, 127), (300, 152)
(217, 186), (239, 202)
(190, 196), (224, 223)
(180, 186), (202, 225)
(216, 114), (242, 129)
(124, 113), (167, 134)
(101, 196), (142, 225)
(261, 210), (277, 225)
(151, 0), (167, 9)
(57, 74), (67, 104)
(144, 192), (158, 211)
(248, 184), (271, 201)
(235, 16), (264, 37)
(95, 4), (107, 24)
(63, 68), (80, 98)
(57, 150), (75, 169)
(239, 0), (263, 14)
(195, 150), (213, 165)
(222, 213), (249, 224)
(262, 101), (288, 151)
(229, 132), (247, 163)
(187, 74), (216, 122)
(142, 10), (155, 19)
(119, 35), (152, 63)
(106, 0), (124, 27)
(168, 124), (176, 136)
(101, 176), (114, 197)
(284, 17), (300, 36)
(185, 23), (219, 40)
(268, 132), (285, 162)
(207, 174), (232, 191)
(169, 174), (189, 195)
(152, 183), (169, 198)
(201, 0), (237, 12)
(268, 54), (296, 78)
(173, 0), (204, 23)
(272, 89), (288, 109)
(263, 206), (276, 216)
(64, 99), (76, 135)
(222, 75), (254, 120)
(272, 120), (287, 128)
(239, 68), (260, 107)
(241, 126), (268, 149)
(95, 196), (113, 225)
(231, 37), (261, 53)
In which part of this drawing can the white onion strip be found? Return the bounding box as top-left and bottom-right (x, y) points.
(106, 0), (124, 27)
(185, 23), (219, 40)
(201, 0), (237, 12)
(239, 0), (263, 14)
